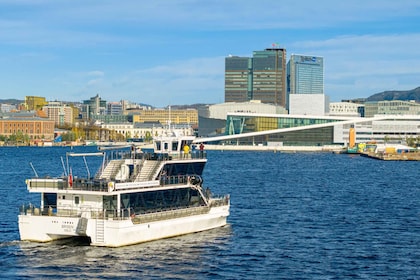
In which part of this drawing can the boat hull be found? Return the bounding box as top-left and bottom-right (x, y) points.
(18, 205), (229, 247)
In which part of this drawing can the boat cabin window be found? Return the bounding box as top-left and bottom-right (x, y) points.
(164, 142), (169, 151)
(74, 196), (80, 205)
(155, 141), (161, 151)
(103, 195), (117, 211)
(43, 193), (57, 209)
(172, 142), (178, 151)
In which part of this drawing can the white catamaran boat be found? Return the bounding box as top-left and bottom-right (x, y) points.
(18, 133), (230, 247)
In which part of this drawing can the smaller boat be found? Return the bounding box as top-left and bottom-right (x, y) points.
(18, 132), (230, 247)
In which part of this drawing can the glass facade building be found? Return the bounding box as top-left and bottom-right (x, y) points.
(287, 55), (324, 95)
(224, 56), (252, 103)
(225, 48), (287, 107)
(225, 113), (338, 146)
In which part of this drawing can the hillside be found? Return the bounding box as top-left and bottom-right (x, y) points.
(366, 87), (420, 102)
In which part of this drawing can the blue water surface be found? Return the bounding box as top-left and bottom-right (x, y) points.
(0, 147), (419, 279)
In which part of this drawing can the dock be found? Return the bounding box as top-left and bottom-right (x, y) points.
(360, 151), (420, 161)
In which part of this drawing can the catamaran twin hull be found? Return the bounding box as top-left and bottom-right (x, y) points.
(19, 134), (230, 247)
(19, 204), (229, 247)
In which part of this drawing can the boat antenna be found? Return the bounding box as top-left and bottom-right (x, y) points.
(29, 162), (39, 178)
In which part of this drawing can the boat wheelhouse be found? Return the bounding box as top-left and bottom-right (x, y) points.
(18, 133), (230, 247)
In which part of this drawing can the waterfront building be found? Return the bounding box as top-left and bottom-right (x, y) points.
(287, 54), (327, 115)
(225, 112), (339, 146)
(222, 112), (420, 146)
(101, 122), (194, 140)
(329, 102), (363, 117)
(337, 115), (420, 145)
(24, 96), (47, 111)
(199, 101), (287, 120)
(132, 109), (198, 126)
(0, 115), (55, 140)
(364, 100), (420, 117)
(225, 47), (287, 107)
(197, 101), (287, 137)
(43, 101), (74, 126)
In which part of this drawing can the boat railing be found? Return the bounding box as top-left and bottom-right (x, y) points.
(28, 178), (110, 192)
(19, 204), (136, 220)
(103, 149), (207, 162)
(131, 205), (210, 224)
(159, 174), (189, 186)
(18, 203), (217, 222)
(27, 174), (198, 192)
(209, 194), (230, 207)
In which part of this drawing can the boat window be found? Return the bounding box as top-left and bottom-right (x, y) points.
(74, 196), (80, 205)
(156, 141), (161, 151)
(172, 142), (178, 151)
(43, 193), (57, 208)
(164, 142), (168, 151)
(103, 195), (117, 211)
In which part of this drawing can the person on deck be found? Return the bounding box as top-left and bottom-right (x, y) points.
(183, 144), (190, 158)
(199, 143), (205, 158)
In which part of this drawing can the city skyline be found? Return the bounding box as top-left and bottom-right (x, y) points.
(1, 1), (419, 108)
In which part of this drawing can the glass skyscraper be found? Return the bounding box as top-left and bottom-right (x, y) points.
(225, 48), (287, 107)
(287, 55), (324, 95)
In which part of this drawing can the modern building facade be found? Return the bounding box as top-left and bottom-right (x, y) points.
(224, 56), (251, 103)
(287, 54), (327, 115)
(364, 100), (420, 117)
(43, 101), (74, 126)
(197, 101), (288, 137)
(329, 102), (363, 117)
(25, 96), (47, 111)
(221, 112), (420, 147)
(81, 94), (107, 120)
(336, 115), (420, 145)
(287, 55), (324, 95)
(107, 102), (123, 115)
(225, 48), (287, 107)
(225, 113), (339, 146)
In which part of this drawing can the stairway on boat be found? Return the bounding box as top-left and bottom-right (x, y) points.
(135, 160), (161, 181)
(99, 160), (124, 180)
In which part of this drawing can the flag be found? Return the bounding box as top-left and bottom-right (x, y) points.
(68, 167), (73, 187)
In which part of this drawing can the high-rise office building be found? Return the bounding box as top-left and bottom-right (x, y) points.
(287, 55), (327, 115)
(225, 48), (287, 107)
(287, 55), (324, 95)
(224, 56), (252, 103)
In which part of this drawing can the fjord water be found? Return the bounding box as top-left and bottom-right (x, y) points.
(0, 147), (419, 279)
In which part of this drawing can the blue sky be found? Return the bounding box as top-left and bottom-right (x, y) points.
(1, 0), (419, 107)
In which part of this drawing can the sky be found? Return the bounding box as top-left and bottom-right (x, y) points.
(0, 0), (419, 108)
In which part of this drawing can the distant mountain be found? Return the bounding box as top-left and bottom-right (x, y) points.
(0, 99), (23, 104)
(366, 87), (420, 102)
